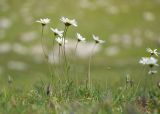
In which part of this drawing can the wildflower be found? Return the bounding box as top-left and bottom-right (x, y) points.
(36, 18), (50, 26)
(51, 28), (63, 37)
(148, 70), (157, 75)
(147, 57), (158, 67)
(76, 33), (85, 42)
(139, 57), (149, 65)
(139, 57), (158, 67)
(60, 17), (77, 27)
(147, 48), (158, 56)
(93, 35), (105, 44)
(55, 37), (68, 46)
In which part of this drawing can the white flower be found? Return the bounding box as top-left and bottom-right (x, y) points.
(93, 35), (105, 44)
(147, 57), (158, 67)
(139, 57), (158, 67)
(139, 57), (149, 65)
(51, 28), (63, 37)
(76, 33), (85, 42)
(147, 48), (158, 56)
(60, 17), (77, 27)
(148, 70), (157, 75)
(55, 37), (68, 46)
(36, 18), (50, 25)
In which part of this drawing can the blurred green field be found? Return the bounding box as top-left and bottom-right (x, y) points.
(0, 0), (160, 90)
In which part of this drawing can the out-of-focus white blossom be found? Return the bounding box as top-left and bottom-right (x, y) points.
(93, 35), (105, 44)
(60, 17), (77, 27)
(36, 18), (50, 26)
(51, 28), (63, 37)
(76, 33), (85, 42)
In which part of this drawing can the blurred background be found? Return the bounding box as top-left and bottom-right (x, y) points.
(0, 0), (160, 89)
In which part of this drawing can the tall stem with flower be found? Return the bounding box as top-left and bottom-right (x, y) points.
(36, 18), (54, 79)
(139, 48), (159, 94)
(60, 17), (77, 81)
(87, 35), (105, 89)
(73, 33), (86, 86)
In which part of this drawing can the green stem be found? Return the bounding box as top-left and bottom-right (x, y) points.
(41, 25), (53, 83)
(41, 26), (47, 59)
(63, 26), (68, 63)
(87, 43), (96, 89)
(75, 41), (79, 55)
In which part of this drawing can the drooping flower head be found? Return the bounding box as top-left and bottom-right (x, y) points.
(36, 18), (50, 26)
(51, 28), (63, 37)
(147, 48), (158, 56)
(76, 33), (85, 42)
(93, 35), (105, 44)
(55, 37), (68, 46)
(139, 57), (158, 67)
(60, 17), (77, 27)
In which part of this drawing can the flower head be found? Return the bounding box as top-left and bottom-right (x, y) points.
(148, 70), (157, 75)
(93, 35), (105, 44)
(55, 37), (68, 46)
(51, 28), (63, 37)
(36, 18), (50, 26)
(76, 33), (85, 42)
(139, 57), (149, 65)
(139, 57), (158, 67)
(60, 17), (77, 27)
(147, 48), (158, 56)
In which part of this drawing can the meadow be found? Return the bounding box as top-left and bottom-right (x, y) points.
(0, 0), (160, 113)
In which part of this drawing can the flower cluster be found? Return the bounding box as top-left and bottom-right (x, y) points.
(36, 17), (105, 47)
(139, 48), (159, 75)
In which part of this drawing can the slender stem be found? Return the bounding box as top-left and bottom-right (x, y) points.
(41, 26), (47, 59)
(59, 45), (61, 64)
(75, 41), (79, 55)
(87, 43), (96, 89)
(52, 39), (55, 64)
(40, 25), (53, 82)
(74, 41), (79, 87)
(63, 26), (68, 63)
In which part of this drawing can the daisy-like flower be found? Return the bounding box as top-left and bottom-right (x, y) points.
(147, 48), (158, 56)
(55, 37), (68, 46)
(76, 33), (85, 42)
(147, 57), (158, 67)
(60, 17), (77, 27)
(139, 57), (158, 67)
(51, 28), (63, 37)
(93, 35), (105, 44)
(139, 57), (149, 65)
(36, 18), (50, 26)
(148, 70), (157, 75)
